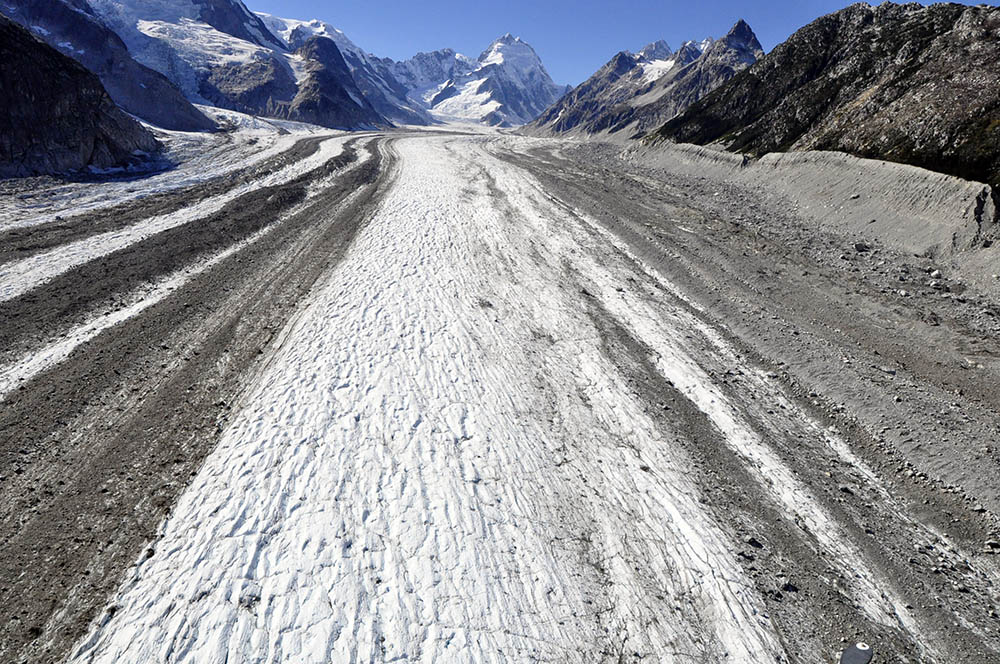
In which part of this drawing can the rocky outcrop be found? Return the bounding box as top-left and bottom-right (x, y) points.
(201, 37), (386, 128)
(0, 15), (158, 177)
(652, 3), (1000, 200)
(270, 37), (386, 129)
(0, 0), (215, 131)
(193, 0), (284, 50)
(527, 20), (762, 137)
(201, 56), (297, 115)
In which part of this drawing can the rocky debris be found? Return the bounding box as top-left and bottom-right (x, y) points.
(653, 3), (1000, 202)
(0, 0), (216, 131)
(0, 15), (159, 178)
(527, 20), (762, 137)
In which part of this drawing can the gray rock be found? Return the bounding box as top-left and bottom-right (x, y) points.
(653, 3), (1000, 205)
(0, 0), (216, 131)
(0, 15), (159, 177)
(527, 20), (763, 137)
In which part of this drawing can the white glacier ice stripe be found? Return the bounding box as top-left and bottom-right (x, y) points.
(0, 137), (353, 304)
(0, 154), (379, 404)
(0, 224), (271, 402)
(0, 113), (321, 233)
(484, 141), (935, 651)
(69, 135), (783, 664)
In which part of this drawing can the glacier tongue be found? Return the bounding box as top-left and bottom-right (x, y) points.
(67, 134), (782, 663)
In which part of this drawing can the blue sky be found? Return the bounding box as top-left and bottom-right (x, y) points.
(247, 0), (998, 85)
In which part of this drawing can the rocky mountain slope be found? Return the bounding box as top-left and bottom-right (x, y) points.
(652, 3), (1000, 198)
(89, 0), (386, 129)
(0, 0), (215, 132)
(528, 20), (762, 137)
(257, 13), (429, 126)
(389, 34), (567, 126)
(0, 14), (158, 177)
(268, 37), (387, 129)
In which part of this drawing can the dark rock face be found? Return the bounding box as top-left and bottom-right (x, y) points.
(193, 0), (284, 50)
(273, 38), (386, 129)
(0, 14), (159, 177)
(653, 3), (1000, 194)
(341, 52), (428, 126)
(0, 0), (215, 131)
(200, 38), (386, 129)
(528, 20), (762, 137)
(201, 57), (298, 115)
(253, 13), (429, 126)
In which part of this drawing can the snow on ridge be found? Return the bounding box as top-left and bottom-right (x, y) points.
(640, 58), (678, 84)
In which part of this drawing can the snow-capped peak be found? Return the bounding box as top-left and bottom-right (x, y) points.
(478, 33), (542, 69)
(256, 12), (358, 57)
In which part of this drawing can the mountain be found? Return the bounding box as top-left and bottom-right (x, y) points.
(257, 13), (429, 125)
(387, 48), (478, 104)
(0, 0), (215, 131)
(527, 20), (762, 137)
(87, 0), (387, 129)
(637, 39), (672, 62)
(0, 14), (158, 177)
(389, 34), (567, 126)
(266, 36), (386, 129)
(651, 3), (1000, 196)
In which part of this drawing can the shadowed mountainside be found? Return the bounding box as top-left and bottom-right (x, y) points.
(0, 14), (158, 177)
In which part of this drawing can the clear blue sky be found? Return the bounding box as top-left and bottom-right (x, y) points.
(246, 0), (998, 85)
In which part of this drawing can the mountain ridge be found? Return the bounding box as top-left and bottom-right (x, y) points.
(526, 19), (763, 137)
(651, 2), (1000, 198)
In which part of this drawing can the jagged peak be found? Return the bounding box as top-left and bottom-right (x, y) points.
(491, 32), (523, 47)
(638, 39), (672, 62)
(479, 33), (541, 67)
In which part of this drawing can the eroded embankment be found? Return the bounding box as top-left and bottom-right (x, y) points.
(627, 143), (999, 259)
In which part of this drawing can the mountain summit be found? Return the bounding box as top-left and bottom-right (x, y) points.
(527, 20), (763, 137)
(638, 40), (672, 62)
(390, 34), (567, 126)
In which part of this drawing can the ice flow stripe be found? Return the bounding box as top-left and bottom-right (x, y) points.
(0, 136), (351, 304)
(69, 134), (783, 663)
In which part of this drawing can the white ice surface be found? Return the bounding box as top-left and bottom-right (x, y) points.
(0, 107), (327, 233)
(69, 135), (786, 663)
(640, 58), (678, 83)
(0, 134), (351, 304)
